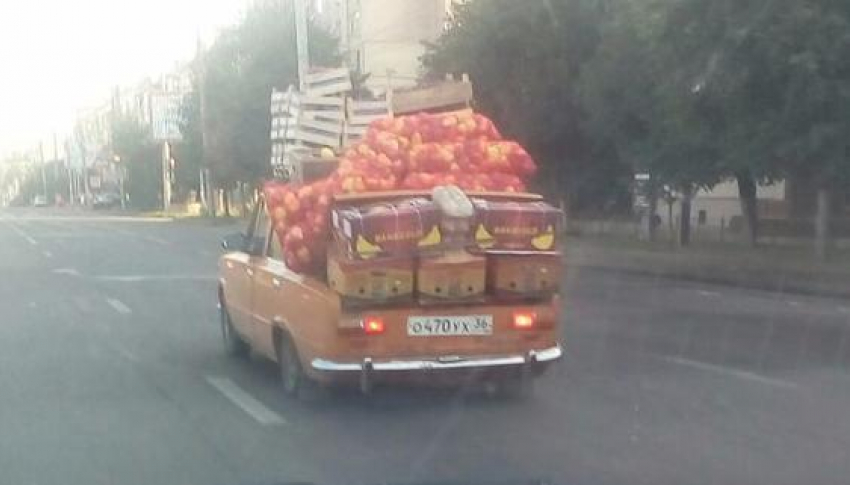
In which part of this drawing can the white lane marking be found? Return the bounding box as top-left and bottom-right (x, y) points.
(94, 274), (217, 282)
(106, 298), (132, 315)
(42, 250), (53, 258)
(787, 300), (801, 307)
(837, 306), (849, 314)
(3, 216), (173, 223)
(53, 268), (81, 276)
(205, 376), (287, 426)
(3, 220), (38, 245)
(27, 301), (37, 309)
(661, 356), (799, 390)
(698, 290), (721, 297)
(144, 235), (169, 245)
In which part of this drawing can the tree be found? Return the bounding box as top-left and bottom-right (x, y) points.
(113, 116), (161, 210)
(423, 0), (629, 212)
(181, 0), (338, 194)
(579, 0), (725, 245)
(753, 0), (850, 258)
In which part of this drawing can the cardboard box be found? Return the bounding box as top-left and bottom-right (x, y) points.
(327, 251), (414, 302)
(472, 199), (564, 252)
(487, 253), (562, 297)
(332, 199), (442, 260)
(417, 251), (486, 300)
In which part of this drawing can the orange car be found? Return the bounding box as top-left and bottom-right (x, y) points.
(217, 192), (562, 397)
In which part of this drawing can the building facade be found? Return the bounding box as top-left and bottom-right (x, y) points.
(312, 0), (451, 92)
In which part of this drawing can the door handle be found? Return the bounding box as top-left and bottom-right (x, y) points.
(272, 278), (282, 288)
(246, 268), (254, 276)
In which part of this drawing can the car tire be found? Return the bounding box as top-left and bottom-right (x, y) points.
(277, 333), (305, 397)
(220, 301), (249, 357)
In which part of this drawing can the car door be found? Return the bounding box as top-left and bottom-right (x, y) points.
(250, 222), (291, 360)
(222, 202), (264, 338)
(243, 199), (277, 357)
(251, 218), (340, 365)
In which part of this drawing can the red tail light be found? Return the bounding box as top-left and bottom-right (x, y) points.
(512, 312), (537, 330)
(362, 316), (385, 335)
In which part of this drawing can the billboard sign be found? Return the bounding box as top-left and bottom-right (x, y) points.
(150, 94), (185, 141)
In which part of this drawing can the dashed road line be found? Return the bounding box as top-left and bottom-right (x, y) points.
(106, 298), (132, 315)
(206, 376), (287, 426)
(661, 355), (799, 390)
(697, 290), (721, 297)
(42, 250), (53, 258)
(94, 274), (217, 282)
(837, 306), (850, 314)
(53, 268), (81, 277)
(4, 216), (173, 223)
(144, 235), (169, 245)
(787, 300), (801, 307)
(2, 220), (38, 245)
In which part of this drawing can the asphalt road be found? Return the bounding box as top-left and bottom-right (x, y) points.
(2, 207), (850, 485)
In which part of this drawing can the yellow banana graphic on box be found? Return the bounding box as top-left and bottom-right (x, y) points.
(475, 224), (495, 248)
(531, 225), (555, 250)
(355, 235), (380, 259)
(418, 226), (442, 247)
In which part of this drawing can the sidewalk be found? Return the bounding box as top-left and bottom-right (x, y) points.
(565, 236), (850, 299)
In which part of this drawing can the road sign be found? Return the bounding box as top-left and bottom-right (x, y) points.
(150, 94), (184, 141)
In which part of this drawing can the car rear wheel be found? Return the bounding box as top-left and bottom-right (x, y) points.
(277, 333), (305, 397)
(220, 301), (249, 357)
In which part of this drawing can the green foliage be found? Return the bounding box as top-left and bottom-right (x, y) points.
(113, 116), (161, 210)
(427, 0), (850, 213)
(423, 0), (629, 211)
(183, 0), (338, 189)
(175, 87), (202, 197)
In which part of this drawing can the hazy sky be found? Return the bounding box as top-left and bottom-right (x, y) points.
(0, 0), (249, 156)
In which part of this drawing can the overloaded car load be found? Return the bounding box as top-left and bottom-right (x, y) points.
(263, 109), (564, 304)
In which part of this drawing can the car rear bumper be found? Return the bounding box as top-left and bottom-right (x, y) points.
(312, 345), (561, 372)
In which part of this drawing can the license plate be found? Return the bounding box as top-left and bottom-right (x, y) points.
(407, 315), (493, 337)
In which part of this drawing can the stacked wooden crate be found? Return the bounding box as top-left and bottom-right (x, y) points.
(270, 68), (394, 182)
(389, 73), (473, 115)
(270, 69), (350, 181)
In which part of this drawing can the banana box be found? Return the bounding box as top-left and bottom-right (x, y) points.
(332, 199), (442, 260)
(327, 250), (414, 303)
(487, 253), (562, 298)
(418, 251), (487, 301)
(471, 199), (564, 253)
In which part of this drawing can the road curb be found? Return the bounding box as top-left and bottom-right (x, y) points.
(571, 263), (850, 300)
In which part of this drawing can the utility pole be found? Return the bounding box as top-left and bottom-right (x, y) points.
(162, 141), (172, 212)
(64, 141), (74, 206)
(38, 142), (47, 198)
(294, 0), (311, 90)
(197, 37), (213, 216)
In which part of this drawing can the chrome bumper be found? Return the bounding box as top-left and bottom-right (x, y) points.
(311, 345), (563, 373)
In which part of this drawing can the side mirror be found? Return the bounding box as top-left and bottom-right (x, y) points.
(221, 233), (246, 252)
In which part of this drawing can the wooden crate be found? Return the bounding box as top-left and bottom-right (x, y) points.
(344, 98), (390, 146)
(287, 153), (340, 183)
(328, 251), (415, 303)
(418, 251), (487, 301)
(304, 68), (353, 97)
(390, 74), (473, 115)
(487, 253), (562, 298)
